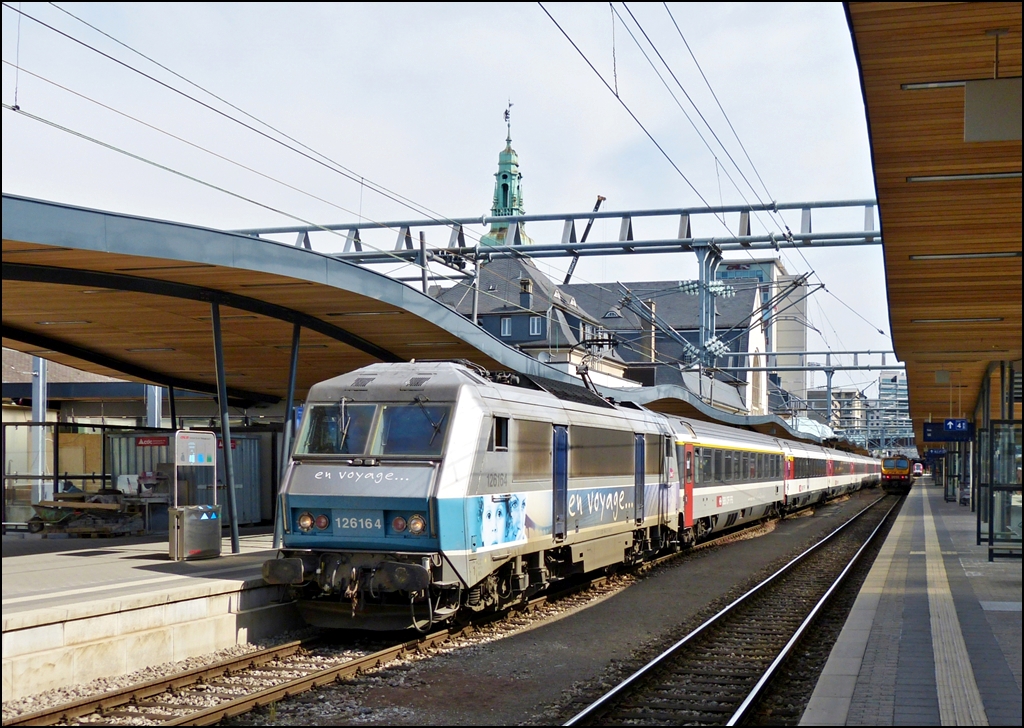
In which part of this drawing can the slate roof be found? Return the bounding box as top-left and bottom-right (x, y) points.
(561, 279), (762, 332)
(436, 257), (594, 320)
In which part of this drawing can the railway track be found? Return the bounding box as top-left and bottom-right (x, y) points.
(564, 493), (900, 727)
(4, 506), (819, 726)
(5, 568), (643, 726)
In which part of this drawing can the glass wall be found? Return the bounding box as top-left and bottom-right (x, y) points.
(987, 420), (1022, 561)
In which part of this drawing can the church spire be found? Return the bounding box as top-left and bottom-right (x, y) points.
(481, 103), (531, 247)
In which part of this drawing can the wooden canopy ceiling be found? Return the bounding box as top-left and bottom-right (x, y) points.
(0, 195), (549, 406)
(847, 2), (1022, 447)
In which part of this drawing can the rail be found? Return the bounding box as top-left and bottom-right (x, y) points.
(564, 494), (899, 726)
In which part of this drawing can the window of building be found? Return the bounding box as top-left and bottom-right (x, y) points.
(529, 316), (542, 336)
(500, 317), (511, 337)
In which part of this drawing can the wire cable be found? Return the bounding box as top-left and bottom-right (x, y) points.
(537, 2), (730, 233)
(10, 3), (708, 344)
(618, 3), (782, 239)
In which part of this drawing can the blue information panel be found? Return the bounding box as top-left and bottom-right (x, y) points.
(924, 421), (974, 442)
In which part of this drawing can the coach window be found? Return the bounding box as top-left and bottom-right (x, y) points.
(713, 449), (724, 484)
(500, 317), (512, 337)
(700, 448), (713, 485)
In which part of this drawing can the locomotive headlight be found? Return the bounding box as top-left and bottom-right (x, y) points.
(408, 514), (426, 535)
(314, 514), (330, 530)
(297, 512), (315, 531)
(392, 516), (407, 533)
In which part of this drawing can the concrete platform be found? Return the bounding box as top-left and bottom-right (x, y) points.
(2, 530), (301, 702)
(802, 479), (1022, 726)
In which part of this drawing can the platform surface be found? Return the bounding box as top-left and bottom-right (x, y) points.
(802, 479), (1022, 726)
(2, 530), (275, 630)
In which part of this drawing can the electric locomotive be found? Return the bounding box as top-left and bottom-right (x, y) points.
(880, 454), (913, 491)
(263, 361), (879, 630)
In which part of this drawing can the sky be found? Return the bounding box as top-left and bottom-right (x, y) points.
(1, 2), (896, 396)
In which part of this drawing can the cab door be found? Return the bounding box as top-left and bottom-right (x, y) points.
(682, 444), (695, 529)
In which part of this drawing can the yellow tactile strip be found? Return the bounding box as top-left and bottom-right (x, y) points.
(921, 488), (989, 725)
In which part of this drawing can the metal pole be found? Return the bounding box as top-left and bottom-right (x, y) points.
(31, 357), (48, 503)
(472, 258), (482, 326)
(2, 425), (6, 535)
(168, 387), (178, 430)
(211, 302), (241, 554)
(826, 369), (834, 429)
(274, 324), (301, 549)
(146, 385), (162, 428)
(419, 231), (429, 294)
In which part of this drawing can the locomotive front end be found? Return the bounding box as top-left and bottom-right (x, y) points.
(263, 364), (471, 630)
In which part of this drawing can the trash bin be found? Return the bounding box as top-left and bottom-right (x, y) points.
(169, 504), (222, 560)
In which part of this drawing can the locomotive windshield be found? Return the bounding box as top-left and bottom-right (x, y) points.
(373, 403), (450, 456)
(882, 457), (909, 469)
(295, 401), (451, 458)
(298, 403), (376, 455)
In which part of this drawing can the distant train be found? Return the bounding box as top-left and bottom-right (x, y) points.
(881, 455), (913, 490)
(263, 361), (880, 630)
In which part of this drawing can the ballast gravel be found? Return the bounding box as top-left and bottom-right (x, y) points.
(0, 627), (315, 723)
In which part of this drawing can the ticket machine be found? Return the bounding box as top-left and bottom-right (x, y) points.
(169, 430), (222, 561)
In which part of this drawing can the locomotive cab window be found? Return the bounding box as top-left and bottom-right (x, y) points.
(489, 416), (510, 452)
(369, 403), (452, 457)
(295, 403), (376, 455)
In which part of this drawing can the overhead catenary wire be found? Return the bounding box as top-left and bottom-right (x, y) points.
(617, 2), (785, 242)
(6, 2), (888, 387)
(662, 2), (777, 211)
(4, 2), (699, 340)
(3, 2), (488, 238)
(17, 1), (849, 341)
(537, 2), (733, 236)
(648, 3), (891, 342)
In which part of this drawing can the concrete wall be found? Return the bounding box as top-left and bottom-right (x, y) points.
(2, 578), (301, 702)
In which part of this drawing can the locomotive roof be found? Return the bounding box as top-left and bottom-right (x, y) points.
(305, 361), (491, 402)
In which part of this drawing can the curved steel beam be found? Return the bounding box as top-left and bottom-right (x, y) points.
(2, 262), (402, 363)
(1, 324), (278, 406)
(1, 194), (584, 387)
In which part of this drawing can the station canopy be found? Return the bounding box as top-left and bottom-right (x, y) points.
(847, 2), (1022, 445)
(1, 194), (573, 406)
(2, 195), (822, 442)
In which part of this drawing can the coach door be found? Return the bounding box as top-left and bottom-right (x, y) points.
(634, 434), (645, 525)
(553, 425), (568, 541)
(683, 443), (694, 529)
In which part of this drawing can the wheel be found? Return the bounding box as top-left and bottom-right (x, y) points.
(27, 517), (45, 533)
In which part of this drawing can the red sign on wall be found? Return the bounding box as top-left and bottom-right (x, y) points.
(136, 436), (169, 447)
(217, 439), (238, 449)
